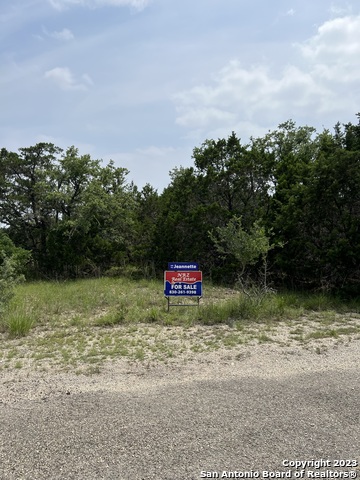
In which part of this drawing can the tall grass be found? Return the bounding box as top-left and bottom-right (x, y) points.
(1, 277), (359, 338)
(1, 278), (359, 370)
(197, 292), (301, 326)
(2, 305), (36, 338)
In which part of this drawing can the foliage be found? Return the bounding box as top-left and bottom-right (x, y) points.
(1, 115), (359, 292)
(0, 232), (31, 274)
(0, 255), (24, 315)
(0, 144), (137, 277)
(262, 118), (360, 291)
(209, 216), (272, 278)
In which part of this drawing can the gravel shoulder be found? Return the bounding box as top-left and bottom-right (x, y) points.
(1, 325), (360, 480)
(1, 326), (359, 404)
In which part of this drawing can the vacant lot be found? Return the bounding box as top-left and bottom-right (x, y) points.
(1, 277), (360, 373)
(1, 278), (360, 479)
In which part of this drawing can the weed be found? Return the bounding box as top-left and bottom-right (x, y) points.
(305, 329), (338, 340)
(4, 312), (35, 338)
(7, 348), (18, 360)
(33, 351), (55, 361)
(86, 347), (99, 357)
(60, 349), (73, 362)
(333, 325), (360, 335)
(289, 326), (304, 335)
(69, 315), (86, 328)
(222, 333), (243, 347)
(134, 348), (145, 360)
(85, 365), (101, 375)
(318, 311), (337, 325)
(93, 307), (127, 327)
(145, 307), (162, 323)
(257, 333), (273, 344)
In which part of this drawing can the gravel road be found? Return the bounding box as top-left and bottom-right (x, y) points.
(1, 340), (360, 480)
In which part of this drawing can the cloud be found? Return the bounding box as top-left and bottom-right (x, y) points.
(38, 26), (74, 41)
(299, 15), (360, 86)
(48, 0), (149, 11)
(329, 3), (353, 16)
(44, 67), (93, 90)
(300, 15), (360, 62)
(50, 28), (74, 40)
(173, 14), (360, 140)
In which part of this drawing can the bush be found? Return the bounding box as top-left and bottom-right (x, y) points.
(0, 255), (24, 315)
(0, 232), (30, 276)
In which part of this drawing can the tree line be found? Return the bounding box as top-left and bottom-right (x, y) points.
(0, 115), (359, 294)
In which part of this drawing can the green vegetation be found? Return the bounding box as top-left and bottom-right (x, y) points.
(0, 234), (29, 318)
(1, 115), (359, 293)
(0, 277), (359, 371)
(0, 116), (359, 371)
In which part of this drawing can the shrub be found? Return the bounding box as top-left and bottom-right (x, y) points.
(0, 255), (24, 315)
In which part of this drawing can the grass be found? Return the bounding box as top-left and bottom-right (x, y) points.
(4, 310), (36, 338)
(0, 277), (359, 371)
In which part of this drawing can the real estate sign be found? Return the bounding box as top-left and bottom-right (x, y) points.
(164, 270), (202, 297)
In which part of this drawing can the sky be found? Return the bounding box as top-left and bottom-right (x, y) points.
(1, 0), (360, 192)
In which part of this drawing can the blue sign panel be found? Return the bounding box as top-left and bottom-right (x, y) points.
(168, 262), (199, 271)
(164, 271), (202, 296)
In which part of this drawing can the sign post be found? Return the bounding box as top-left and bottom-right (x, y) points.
(164, 263), (202, 311)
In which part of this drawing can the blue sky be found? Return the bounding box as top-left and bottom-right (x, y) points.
(1, 0), (360, 191)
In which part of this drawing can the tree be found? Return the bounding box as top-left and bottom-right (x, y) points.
(131, 184), (160, 275)
(263, 118), (360, 291)
(209, 216), (273, 288)
(192, 132), (270, 228)
(0, 233), (29, 314)
(0, 143), (62, 271)
(0, 144), (138, 277)
(298, 127), (360, 290)
(152, 133), (274, 281)
(259, 122), (318, 287)
(152, 167), (205, 269)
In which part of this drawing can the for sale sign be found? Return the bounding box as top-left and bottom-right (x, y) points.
(164, 270), (202, 296)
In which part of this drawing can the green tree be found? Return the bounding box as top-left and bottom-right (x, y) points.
(0, 144), (138, 277)
(0, 143), (62, 271)
(131, 184), (160, 276)
(153, 133), (273, 281)
(209, 216), (273, 288)
(264, 118), (360, 291)
(0, 233), (29, 314)
(46, 155), (137, 277)
(193, 132), (270, 228)
(152, 167), (206, 270)
(299, 126), (360, 290)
